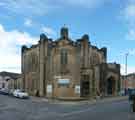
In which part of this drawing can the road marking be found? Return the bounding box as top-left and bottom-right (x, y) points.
(61, 107), (94, 117)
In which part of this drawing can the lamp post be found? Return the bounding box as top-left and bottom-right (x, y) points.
(125, 53), (128, 95)
(125, 53), (128, 76)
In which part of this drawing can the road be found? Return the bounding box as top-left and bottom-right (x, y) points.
(0, 94), (133, 120)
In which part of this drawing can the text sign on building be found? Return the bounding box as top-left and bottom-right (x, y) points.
(47, 84), (52, 93)
(58, 79), (70, 85)
(75, 85), (80, 94)
(54, 76), (61, 79)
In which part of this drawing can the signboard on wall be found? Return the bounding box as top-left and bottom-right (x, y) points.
(75, 85), (80, 94)
(47, 84), (52, 93)
(54, 76), (61, 79)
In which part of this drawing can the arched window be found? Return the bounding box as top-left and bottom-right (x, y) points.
(61, 49), (68, 64)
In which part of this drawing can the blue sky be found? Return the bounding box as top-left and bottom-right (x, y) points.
(0, 0), (135, 74)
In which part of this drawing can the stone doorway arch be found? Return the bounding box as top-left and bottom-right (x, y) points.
(80, 75), (90, 97)
(107, 76), (116, 95)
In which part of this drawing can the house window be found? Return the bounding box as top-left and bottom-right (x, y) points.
(61, 49), (68, 64)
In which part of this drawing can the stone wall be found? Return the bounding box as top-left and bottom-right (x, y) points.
(22, 45), (40, 95)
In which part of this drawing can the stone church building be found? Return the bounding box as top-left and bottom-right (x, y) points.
(22, 27), (120, 99)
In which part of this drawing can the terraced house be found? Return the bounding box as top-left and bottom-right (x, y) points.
(22, 27), (121, 99)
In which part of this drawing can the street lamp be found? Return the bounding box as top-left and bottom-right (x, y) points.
(125, 53), (129, 95)
(125, 53), (128, 76)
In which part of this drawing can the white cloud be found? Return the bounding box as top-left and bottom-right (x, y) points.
(126, 29), (135, 40)
(64, 0), (108, 8)
(121, 64), (135, 75)
(0, 24), (37, 47)
(0, 54), (21, 73)
(120, 48), (135, 57)
(125, 4), (135, 20)
(122, 0), (135, 40)
(0, 24), (38, 73)
(128, 48), (135, 55)
(41, 26), (56, 37)
(0, 0), (51, 16)
(24, 19), (33, 27)
(0, 0), (110, 17)
(118, 48), (135, 75)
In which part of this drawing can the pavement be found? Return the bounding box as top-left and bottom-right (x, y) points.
(0, 94), (133, 120)
(31, 95), (128, 105)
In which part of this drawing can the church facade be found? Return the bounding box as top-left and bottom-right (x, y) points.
(22, 27), (120, 99)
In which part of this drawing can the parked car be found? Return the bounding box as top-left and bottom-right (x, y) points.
(13, 89), (29, 99)
(118, 90), (125, 96)
(0, 88), (9, 95)
(9, 89), (15, 95)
